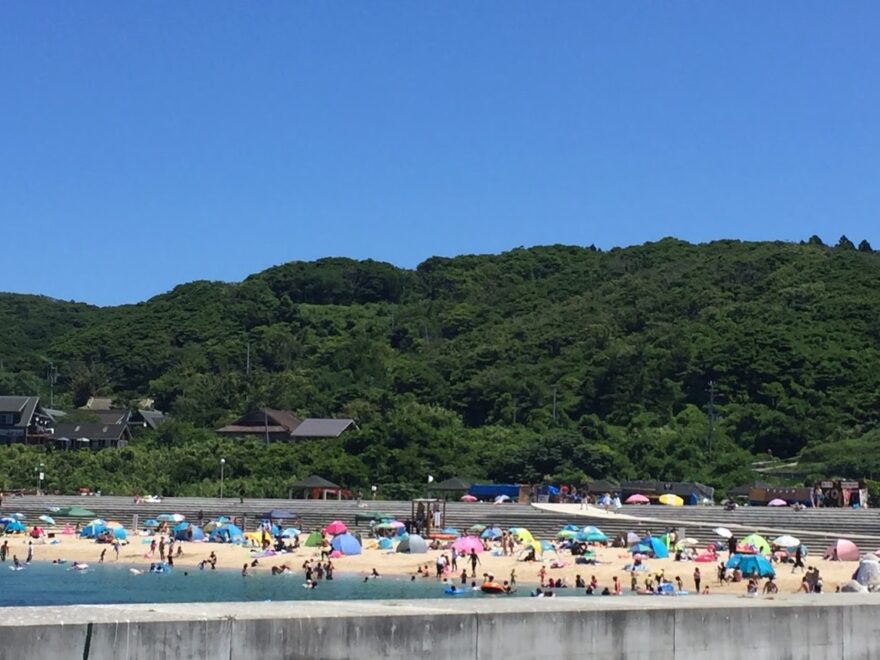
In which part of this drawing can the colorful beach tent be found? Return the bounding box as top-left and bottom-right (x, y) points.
(304, 531), (323, 547)
(726, 554), (775, 578)
(825, 539), (860, 561)
(378, 538), (393, 550)
(2, 520), (25, 534)
(578, 530), (609, 543)
(740, 534), (771, 555)
(452, 536), (484, 555)
(80, 523), (106, 538)
(397, 534), (428, 554)
(854, 558), (880, 589)
(330, 533), (362, 556)
(112, 528), (127, 540)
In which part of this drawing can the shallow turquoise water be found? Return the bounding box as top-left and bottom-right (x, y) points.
(0, 562), (597, 606)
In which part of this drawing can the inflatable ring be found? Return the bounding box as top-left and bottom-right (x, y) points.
(480, 582), (506, 594)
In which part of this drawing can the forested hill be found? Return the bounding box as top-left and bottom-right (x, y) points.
(2, 237), (880, 495)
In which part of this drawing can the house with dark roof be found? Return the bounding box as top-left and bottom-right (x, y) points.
(49, 423), (132, 450)
(216, 409), (356, 441)
(79, 397), (165, 433)
(0, 396), (56, 446)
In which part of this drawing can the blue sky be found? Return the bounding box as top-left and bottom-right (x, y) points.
(2, 3), (879, 306)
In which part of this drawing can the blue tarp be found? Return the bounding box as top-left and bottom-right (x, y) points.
(330, 533), (362, 556)
(468, 484), (520, 499)
(726, 554), (775, 578)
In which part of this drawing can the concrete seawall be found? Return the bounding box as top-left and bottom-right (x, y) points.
(1, 595), (878, 660)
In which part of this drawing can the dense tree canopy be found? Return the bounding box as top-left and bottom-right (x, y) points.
(1, 238), (878, 495)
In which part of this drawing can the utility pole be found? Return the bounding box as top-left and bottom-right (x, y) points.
(220, 458), (226, 499)
(707, 380), (718, 457)
(46, 363), (58, 408)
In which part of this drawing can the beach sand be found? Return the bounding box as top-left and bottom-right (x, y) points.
(0, 532), (864, 596)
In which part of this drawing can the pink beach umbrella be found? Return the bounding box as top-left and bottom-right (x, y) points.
(824, 539), (860, 561)
(460, 494), (478, 502)
(325, 520), (348, 535)
(625, 494), (649, 504)
(767, 498), (787, 507)
(452, 535), (484, 554)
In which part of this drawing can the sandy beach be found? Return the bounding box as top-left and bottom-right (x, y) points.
(0, 532), (865, 596)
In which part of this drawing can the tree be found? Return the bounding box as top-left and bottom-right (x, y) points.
(807, 235), (825, 246)
(836, 235), (855, 250)
(858, 240), (873, 253)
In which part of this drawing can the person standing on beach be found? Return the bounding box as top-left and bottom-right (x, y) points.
(99, 549), (106, 563)
(450, 548), (458, 572)
(113, 541), (120, 561)
(792, 545), (805, 573)
(728, 535), (737, 559)
(469, 549), (480, 577)
(694, 567), (701, 593)
(0, 540), (7, 562)
(159, 537), (166, 561)
(26, 541), (33, 563)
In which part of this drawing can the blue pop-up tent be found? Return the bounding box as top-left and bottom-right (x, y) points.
(646, 536), (668, 559)
(331, 533), (362, 555)
(80, 524), (107, 538)
(174, 524), (205, 541)
(1, 520), (25, 534)
(378, 537), (393, 550)
(209, 524), (243, 543)
(726, 553), (775, 578)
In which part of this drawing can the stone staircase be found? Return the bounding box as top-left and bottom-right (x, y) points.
(3, 496), (879, 553)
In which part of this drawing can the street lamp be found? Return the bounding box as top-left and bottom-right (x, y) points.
(220, 458), (226, 499)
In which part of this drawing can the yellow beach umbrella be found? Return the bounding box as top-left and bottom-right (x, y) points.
(659, 494), (684, 506)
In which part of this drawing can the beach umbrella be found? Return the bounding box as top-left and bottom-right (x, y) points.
(578, 531), (609, 543)
(460, 495), (478, 502)
(773, 535), (800, 548)
(481, 527), (503, 539)
(89, 519), (107, 527)
(767, 498), (787, 507)
(0, 517), (17, 524)
(676, 538), (699, 547)
(740, 534), (771, 555)
(325, 520), (347, 535)
(47, 506), (60, 513)
(143, 519), (160, 528)
(281, 527), (301, 538)
(625, 494), (649, 504)
(12, 513), (25, 520)
(452, 536), (484, 555)
(630, 543), (651, 555)
(625, 532), (641, 544)
(105, 521), (123, 529)
(375, 521), (405, 531)
(713, 527), (732, 539)
(468, 524), (486, 533)
(658, 494), (684, 506)
(512, 528), (534, 543)
(494, 494), (511, 503)
(824, 539), (860, 561)
(57, 507), (95, 517)
(557, 529), (578, 539)
(157, 513), (185, 523)
(39, 515), (55, 525)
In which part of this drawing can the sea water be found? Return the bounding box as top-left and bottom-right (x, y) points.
(0, 563), (596, 606)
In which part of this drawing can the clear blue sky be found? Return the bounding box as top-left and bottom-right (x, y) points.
(3, 3), (879, 306)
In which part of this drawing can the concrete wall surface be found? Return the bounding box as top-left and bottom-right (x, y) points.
(0, 594), (878, 660)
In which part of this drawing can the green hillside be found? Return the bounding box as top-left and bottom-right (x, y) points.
(2, 237), (879, 496)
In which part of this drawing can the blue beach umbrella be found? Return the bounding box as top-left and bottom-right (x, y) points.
(143, 519), (159, 528)
(481, 527), (503, 539)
